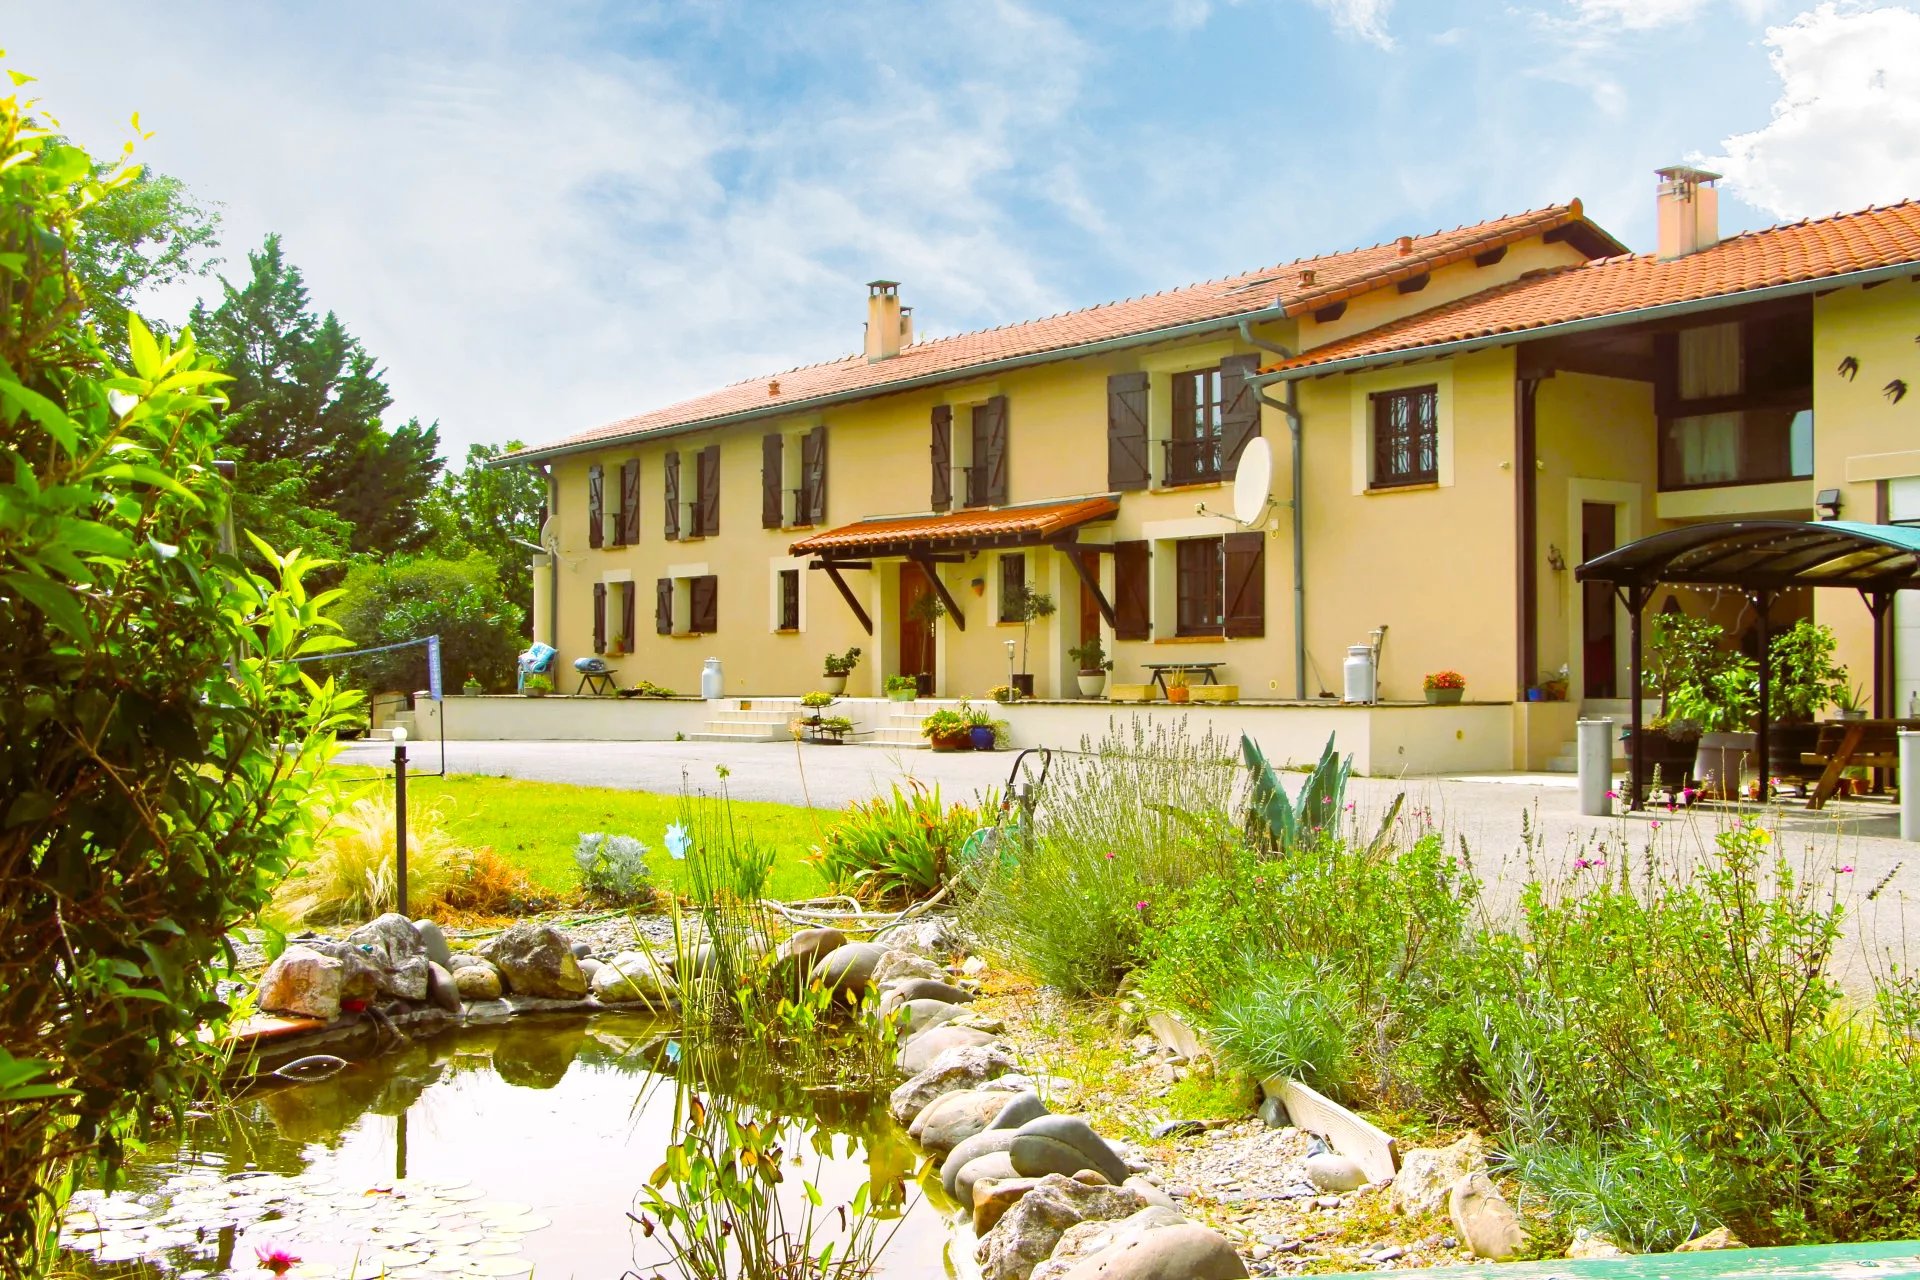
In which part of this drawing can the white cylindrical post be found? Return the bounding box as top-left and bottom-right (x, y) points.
(1577, 718), (1615, 817)
(1901, 730), (1920, 841)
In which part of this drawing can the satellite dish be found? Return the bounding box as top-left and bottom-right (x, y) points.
(1231, 437), (1274, 526)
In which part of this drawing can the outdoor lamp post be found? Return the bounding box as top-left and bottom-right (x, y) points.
(1004, 639), (1016, 691)
(392, 725), (409, 916)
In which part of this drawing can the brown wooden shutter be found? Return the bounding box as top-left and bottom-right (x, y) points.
(656, 578), (673, 634)
(699, 444), (721, 536)
(620, 580), (637, 643)
(761, 433), (783, 528)
(1106, 372), (1151, 491)
(803, 425), (827, 524)
(1114, 540), (1150, 641)
(587, 464), (605, 549)
(983, 395), (1009, 506)
(930, 405), (952, 511)
(690, 574), (717, 633)
(592, 582), (607, 653)
(663, 451), (680, 541)
(1223, 531), (1265, 638)
(619, 458), (640, 545)
(1219, 354), (1262, 473)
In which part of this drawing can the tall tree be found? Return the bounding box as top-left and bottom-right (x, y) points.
(424, 441), (547, 629)
(190, 236), (441, 555)
(70, 159), (221, 368)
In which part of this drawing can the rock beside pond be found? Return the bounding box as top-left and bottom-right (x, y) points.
(1304, 1152), (1367, 1193)
(944, 1130), (1024, 1198)
(412, 918), (452, 968)
(257, 944), (379, 1021)
(900, 1025), (1000, 1073)
(884, 916), (955, 958)
(976, 1173), (1149, 1280)
(1394, 1132), (1485, 1217)
(890, 1042), (1017, 1124)
(578, 957), (604, 980)
(1051, 1218), (1248, 1280)
(592, 954), (672, 1007)
(985, 1088), (1049, 1133)
(810, 941), (887, 994)
(887, 977), (975, 1005)
(975, 1175), (1044, 1235)
(899, 998), (965, 1037)
(916, 1090), (1020, 1154)
(347, 913), (431, 1002)
(873, 947), (944, 985)
(1011, 1115), (1130, 1187)
(425, 961), (463, 1014)
(777, 927), (847, 972)
(1449, 1171), (1524, 1261)
(478, 922), (588, 999)
(1567, 1228), (1632, 1259)
(1032, 1206), (1188, 1280)
(452, 960), (503, 1001)
(1676, 1227), (1745, 1252)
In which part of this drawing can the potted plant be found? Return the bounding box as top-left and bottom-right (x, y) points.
(1834, 681), (1869, 721)
(1165, 669), (1192, 704)
(1423, 670), (1466, 705)
(461, 672), (483, 696)
(1067, 637), (1114, 699)
(920, 706), (973, 751)
(522, 673), (552, 698)
(988, 684), (1019, 705)
(1006, 584), (1056, 698)
(1767, 619), (1847, 781)
(818, 714), (854, 743)
(966, 703), (997, 751)
(821, 646), (862, 696)
(884, 674), (919, 702)
(1627, 612), (1718, 793)
(1669, 656), (1759, 799)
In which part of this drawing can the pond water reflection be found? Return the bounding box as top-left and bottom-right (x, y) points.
(61, 1013), (952, 1280)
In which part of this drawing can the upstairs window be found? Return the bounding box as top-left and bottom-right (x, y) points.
(1168, 368), (1225, 486)
(1658, 314), (1814, 490)
(1370, 386), (1438, 488)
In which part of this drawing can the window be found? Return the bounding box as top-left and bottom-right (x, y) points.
(692, 445), (721, 536)
(1370, 386), (1438, 488)
(998, 554), (1026, 621)
(657, 574), (718, 634)
(689, 575), (718, 633)
(1168, 367), (1225, 486)
(777, 569), (800, 631)
(1656, 314), (1814, 490)
(1175, 538), (1224, 636)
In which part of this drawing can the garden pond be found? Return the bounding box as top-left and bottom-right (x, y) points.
(57, 1012), (951, 1279)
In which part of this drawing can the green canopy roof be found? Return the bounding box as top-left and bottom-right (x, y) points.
(1576, 520), (1920, 593)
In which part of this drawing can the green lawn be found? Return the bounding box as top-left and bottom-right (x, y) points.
(329, 770), (836, 900)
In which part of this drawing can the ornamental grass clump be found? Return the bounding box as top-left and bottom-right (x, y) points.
(273, 793), (465, 924)
(811, 780), (994, 905)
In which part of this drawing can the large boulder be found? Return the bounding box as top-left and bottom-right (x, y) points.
(1049, 1219), (1247, 1280)
(478, 922), (588, 999)
(1393, 1132), (1485, 1217)
(412, 918), (453, 969)
(882, 916), (955, 958)
(1031, 1206), (1189, 1280)
(1449, 1171), (1524, 1261)
(915, 1090), (1019, 1154)
(897, 998), (966, 1039)
(1010, 1115), (1130, 1187)
(1567, 1229), (1632, 1259)
(986, 1089), (1049, 1133)
(1676, 1227), (1746, 1252)
(452, 959), (503, 1001)
(776, 927), (847, 973)
(811, 941), (888, 995)
(592, 953), (673, 1008)
(872, 947), (944, 985)
(976, 1174), (1148, 1280)
(900, 1025), (1000, 1074)
(424, 961), (463, 1014)
(887, 977), (974, 1005)
(974, 1175), (1044, 1236)
(944, 1129), (1023, 1198)
(889, 1043), (1017, 1124)
(958, 1150), (1020, 1208)
(347, 913), (430, 1002)
(256, 944), (379, 1021)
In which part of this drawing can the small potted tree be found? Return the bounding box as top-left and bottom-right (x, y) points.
(1669, 656), (1759, 799)
(1067, 637), (1113, 699)
(821, 646), (861, 696)
(1629, 612), (1718, 793)
(1007, 584), (1056, 698)
(1767, 619), (1847, 784)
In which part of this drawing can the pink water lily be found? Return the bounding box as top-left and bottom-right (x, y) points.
(256, 1244), (301, 1276)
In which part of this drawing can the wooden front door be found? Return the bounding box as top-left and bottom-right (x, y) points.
(900, 562), (934, 684)
(1581, 502), (1617, 698)
(1078, 550), (1101, 647)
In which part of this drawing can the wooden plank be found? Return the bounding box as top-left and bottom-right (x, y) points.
(911, 554), (967, 632)
(1262, 1076), (1399, 1183)
(1309, 1241), (1920, 1280)
(821, 561), (872, 635)
(1146, 1011), (1203, 1059)
(1058, 541), (1117, 629)
(1312, 301), (1347, 323)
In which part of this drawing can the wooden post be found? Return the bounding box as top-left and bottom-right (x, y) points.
(1754, 589), (1773, 801)
(1623, 583), (1648, 810)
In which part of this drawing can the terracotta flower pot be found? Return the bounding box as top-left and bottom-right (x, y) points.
(1167, 686), (1191, 704)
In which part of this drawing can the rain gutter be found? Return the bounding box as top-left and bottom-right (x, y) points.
(1237, 319), (1307, 700)
(491, 302), (1294, 468)
(1248, 260), (1920, 384)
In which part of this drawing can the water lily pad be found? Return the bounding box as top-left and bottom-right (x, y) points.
(424, 1226), (486, 1245)
(437, 1186), (486, 1202)
(468, 1241), (522, 1256)
(486, 1214), (551, 1234)
(473, 1201), (534, 1219)
(463, 1259), (534, 1277)
(421, 1256), (474, 1273)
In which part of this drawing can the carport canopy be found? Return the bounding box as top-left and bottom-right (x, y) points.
(1576, 520), (1920, 806)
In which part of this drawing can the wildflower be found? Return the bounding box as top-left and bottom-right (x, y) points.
(1605, 789), (1618, 800)
(256, 1245), (302, 1276)
(665, 823), (691, 860)
(1650, 820), (1661, 831)
(1103, 851), (1116, 860)
(1134, 901), (1148, 911)
(1840, 865), (1856, 874)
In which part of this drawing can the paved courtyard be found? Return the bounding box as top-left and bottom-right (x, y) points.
(336, 736), (1920, 983)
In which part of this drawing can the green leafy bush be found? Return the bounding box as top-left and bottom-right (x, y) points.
(333, 553), (525, 694)
(573, 832), (654, 906)
(1203, 961), (1357, 1096)
(812, 781), (992, 904)
(0, 82), (355, 1273)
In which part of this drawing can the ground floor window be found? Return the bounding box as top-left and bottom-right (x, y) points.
(999, 553), (1026, 621)
(1370, 385), (1438, 488)
(655, 574), (719, 635)
(777, 568), (800, 631)
(1175, 538), (1223, 636)
(1172, 532), (1266, 638)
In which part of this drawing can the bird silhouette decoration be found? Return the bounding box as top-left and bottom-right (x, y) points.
(1838, 355), (1860, 380)
(1886, 379), (1909, 405)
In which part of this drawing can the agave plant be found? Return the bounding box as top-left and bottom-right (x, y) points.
(1242, 733), (1400, 855)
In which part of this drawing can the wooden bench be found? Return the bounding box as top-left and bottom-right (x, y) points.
(1804, 717), (1920, 809)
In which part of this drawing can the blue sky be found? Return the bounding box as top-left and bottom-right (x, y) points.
(7, 1), (1919, 458)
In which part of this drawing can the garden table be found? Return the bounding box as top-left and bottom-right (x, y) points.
(574, 667), (618, 696)
(1803, 716), (1920, 809)
(1141, 661), (1223, 694)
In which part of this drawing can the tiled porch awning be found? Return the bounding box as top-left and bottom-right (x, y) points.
(789, 495), (1118, 560)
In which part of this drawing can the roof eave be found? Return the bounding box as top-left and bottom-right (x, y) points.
(1253, 259), (1920, 385)
(491, 304), (1294, 469)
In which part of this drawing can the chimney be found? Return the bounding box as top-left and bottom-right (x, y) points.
(1655, 165), (1721, 260)
(865, 280), (903, 362)
(898, 305), (914, 349)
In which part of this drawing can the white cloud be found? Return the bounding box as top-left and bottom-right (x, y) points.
(1308, 0), (1397, 47)
(1568, 0), (1716, 27)
(1706, 2), (1920, 219)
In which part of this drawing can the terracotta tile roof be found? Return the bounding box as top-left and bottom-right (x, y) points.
(1262, 201), (1920, 376)
(512, 204), (1619, 461)
(790, 495), (1118, 556)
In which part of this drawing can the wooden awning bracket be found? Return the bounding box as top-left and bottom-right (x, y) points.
(1054, 539), (1118, 630)
(814, 559), (872, 635)
(910, 554), (967, 631)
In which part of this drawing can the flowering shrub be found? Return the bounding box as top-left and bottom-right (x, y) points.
(1423, 669), (1466, 691)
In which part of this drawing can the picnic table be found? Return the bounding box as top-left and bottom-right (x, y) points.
(1141, 661), (1224, 695)
(1804, 717), (1920, 809)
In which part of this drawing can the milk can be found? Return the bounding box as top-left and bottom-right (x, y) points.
(700, 657), (724, 700)
(1343, 644), (1376, 704)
